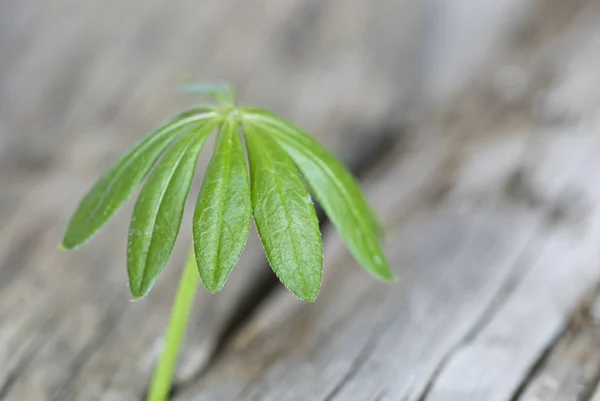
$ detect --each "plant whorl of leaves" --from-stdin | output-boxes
[61,83,393,302]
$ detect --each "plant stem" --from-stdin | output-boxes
[147,249,199,401]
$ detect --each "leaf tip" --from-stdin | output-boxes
[380,272,397,283]
[61,225,96,250]
[198,269,229,294]
[303,293,319,303]
[127,278,148,301]
[373,267,396,283]
[202,281,222,294]
[128,293,145,303]
[59,236,78,251]
[289,284,320,303]
[128,287,147,301]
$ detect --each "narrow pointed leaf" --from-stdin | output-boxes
[128,121,217,298]
[243,123,322,301]
[193,115,251,292]
[242,109,393,281]
[61,107,217,250]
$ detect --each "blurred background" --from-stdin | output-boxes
[2,0,600,400]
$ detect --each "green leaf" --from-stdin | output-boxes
[242,109,393,281]
[61,107,218,250]
[128,120,218,298]
[193,114,251,292]
[243,122,322,302]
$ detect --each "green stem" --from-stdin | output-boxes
[147,249,199,401]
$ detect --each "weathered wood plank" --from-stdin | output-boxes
[0,0,424,399]
[174,2,600,399]
[3,0,600,400]
[422,137,600,401]
[421,9,600,401]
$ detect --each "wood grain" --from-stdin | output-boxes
[175,2,600,400]
[0,0,422,399]
[2,0,600,400]
[516,289,600,401]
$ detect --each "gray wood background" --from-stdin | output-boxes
[2,0,600,399]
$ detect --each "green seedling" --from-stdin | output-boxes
[61,82,391,401]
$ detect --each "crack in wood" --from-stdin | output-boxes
[414,229,542,401]
[414,170,594,400]
[574,297,600,401]
[227,281,388,401]
[322,303,396,401]
[513,284,600,401]
[508,328,566,401]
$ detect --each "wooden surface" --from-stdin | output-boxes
[2,0,600,400]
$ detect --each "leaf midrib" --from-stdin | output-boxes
[211,123,234,287]
[138,126,210,291]
[249,128,308,292]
